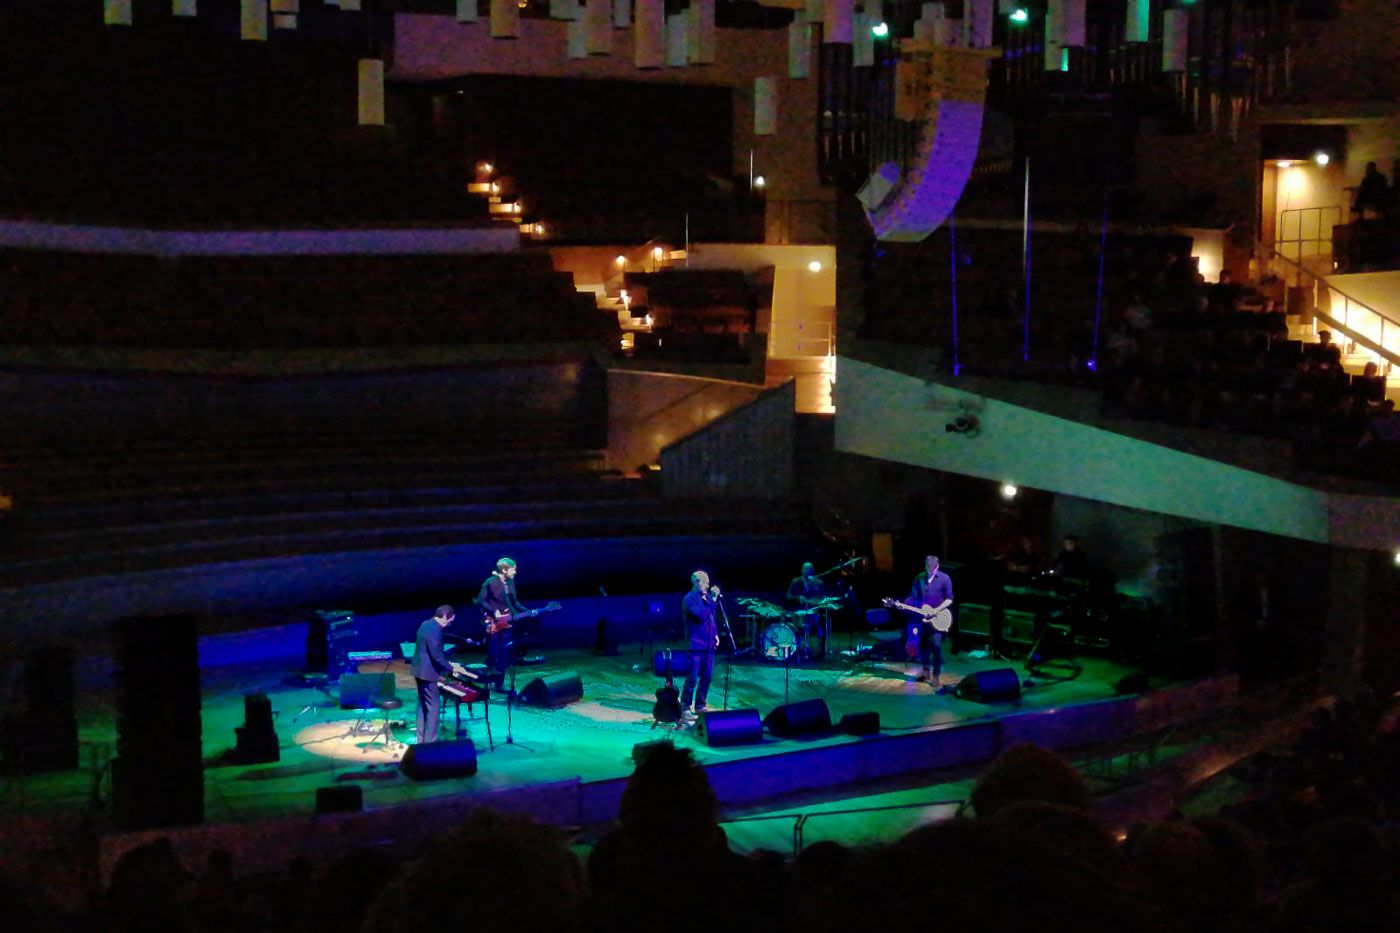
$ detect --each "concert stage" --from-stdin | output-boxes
[8,631,1236,882]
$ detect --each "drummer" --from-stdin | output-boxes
[786,562,830,659]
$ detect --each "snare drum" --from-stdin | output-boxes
[759,622,799,660]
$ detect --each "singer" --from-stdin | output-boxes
[680,570,721,720]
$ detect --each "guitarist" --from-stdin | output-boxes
[478,557,529,681]
[905,554,954,685]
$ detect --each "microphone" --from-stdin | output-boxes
[710,585,721,598]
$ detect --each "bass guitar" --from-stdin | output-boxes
[652,649,683,724]
[483,601,561,636]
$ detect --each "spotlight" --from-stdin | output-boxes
[1314,151,1330,166]
[754,175,766,189]
[871,21,889,38]
[1393,549,1400,567]
[615,255,626,268]
[1009,8,1029,24]
[945,415,980,435]
[1000,482,1019,499]
[807,260,823,273]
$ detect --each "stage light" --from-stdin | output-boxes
[945,414,980,435]
[754,175,766,189]
[808,260,822,273]
[1000,482,1019,499]
[871,21,889,38]
[1277,160,1292,168]
[1314,151,1330,166]
[1009,8,1029,24]
[615,254,627,267]
[652,246,664,260]
[1393,548,1400,567]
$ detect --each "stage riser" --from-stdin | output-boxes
[93,675,1239,885]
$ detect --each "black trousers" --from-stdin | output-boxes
[415,678,441,744]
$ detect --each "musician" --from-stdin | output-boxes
[786,562,829,659]
[478,557,527,678]
[905,555,954,684]
[412,605,461,744]
[680,570,720,718]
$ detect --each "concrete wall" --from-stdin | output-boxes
[607,369,766,471]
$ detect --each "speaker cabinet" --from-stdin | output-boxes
[519,672,583,708]
[838,711,881,736]
[1003,610,1037,646]
[762,699,832,737]
[695,708,763,747]
[315,784,363,813]
[338,673,396,709]
[958,603,992,639]
[400,739,478,780]
[954,668,1023,703]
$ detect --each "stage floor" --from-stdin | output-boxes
[19,640,1151,828]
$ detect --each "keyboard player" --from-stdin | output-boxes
[412,605,468,744]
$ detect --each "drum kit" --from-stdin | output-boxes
[737,596,844,661]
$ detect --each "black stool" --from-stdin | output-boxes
[362,696,404,755]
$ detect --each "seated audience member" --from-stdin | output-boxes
[1130,817,1265,933]
[1302,329,1342,364]
[971,744,1094,818]
[1358,400,1400,451]
[587,743,778,933]
[1351,361,1386,403]
[1123,293,1154,331]
[1207,269,1244,314]
[102,838,193,933]
[365,809,585,933]
[1051,535,1090,581]
[1273,818,1396,933]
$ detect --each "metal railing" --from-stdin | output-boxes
[1276,205,1342,265]
[723,798,965,857]
[1258,241,1400,374]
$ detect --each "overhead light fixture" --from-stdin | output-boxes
[807,260,822,273]
[871,21,889,38]
[615,255,627,267]
[652,246,664,260]
[1277,160,1293,168]
[1314,151,1331,166]
[754,175,766,189]
[1000,482,1019,499]
[1009,8,1029,25]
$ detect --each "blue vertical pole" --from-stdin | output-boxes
[1022,157,1032,364]
[1090,190,1110,372]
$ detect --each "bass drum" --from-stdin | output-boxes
[759,622,799,661]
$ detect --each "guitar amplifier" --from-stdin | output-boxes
[958,603,993,639]
[1003,609,1037,647]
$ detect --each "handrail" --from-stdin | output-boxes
[723,797,965,856]
[1256,242,1400,370]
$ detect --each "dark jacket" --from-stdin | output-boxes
[412,618,452,682]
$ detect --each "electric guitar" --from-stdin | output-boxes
[881,599,954,632]
[483,601,561,635]
[652,649,683,725]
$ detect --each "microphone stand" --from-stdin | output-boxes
[715,592,738,711]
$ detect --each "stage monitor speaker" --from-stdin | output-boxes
[400,739,478,780]
[838,711,881,736]
[955,668,1023,703]
[338,673,395,709]
[520,671,583,708]
[696,708,763,747]
[763,698,832,737]
[315,784,363,813]
[653,649,692,677]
